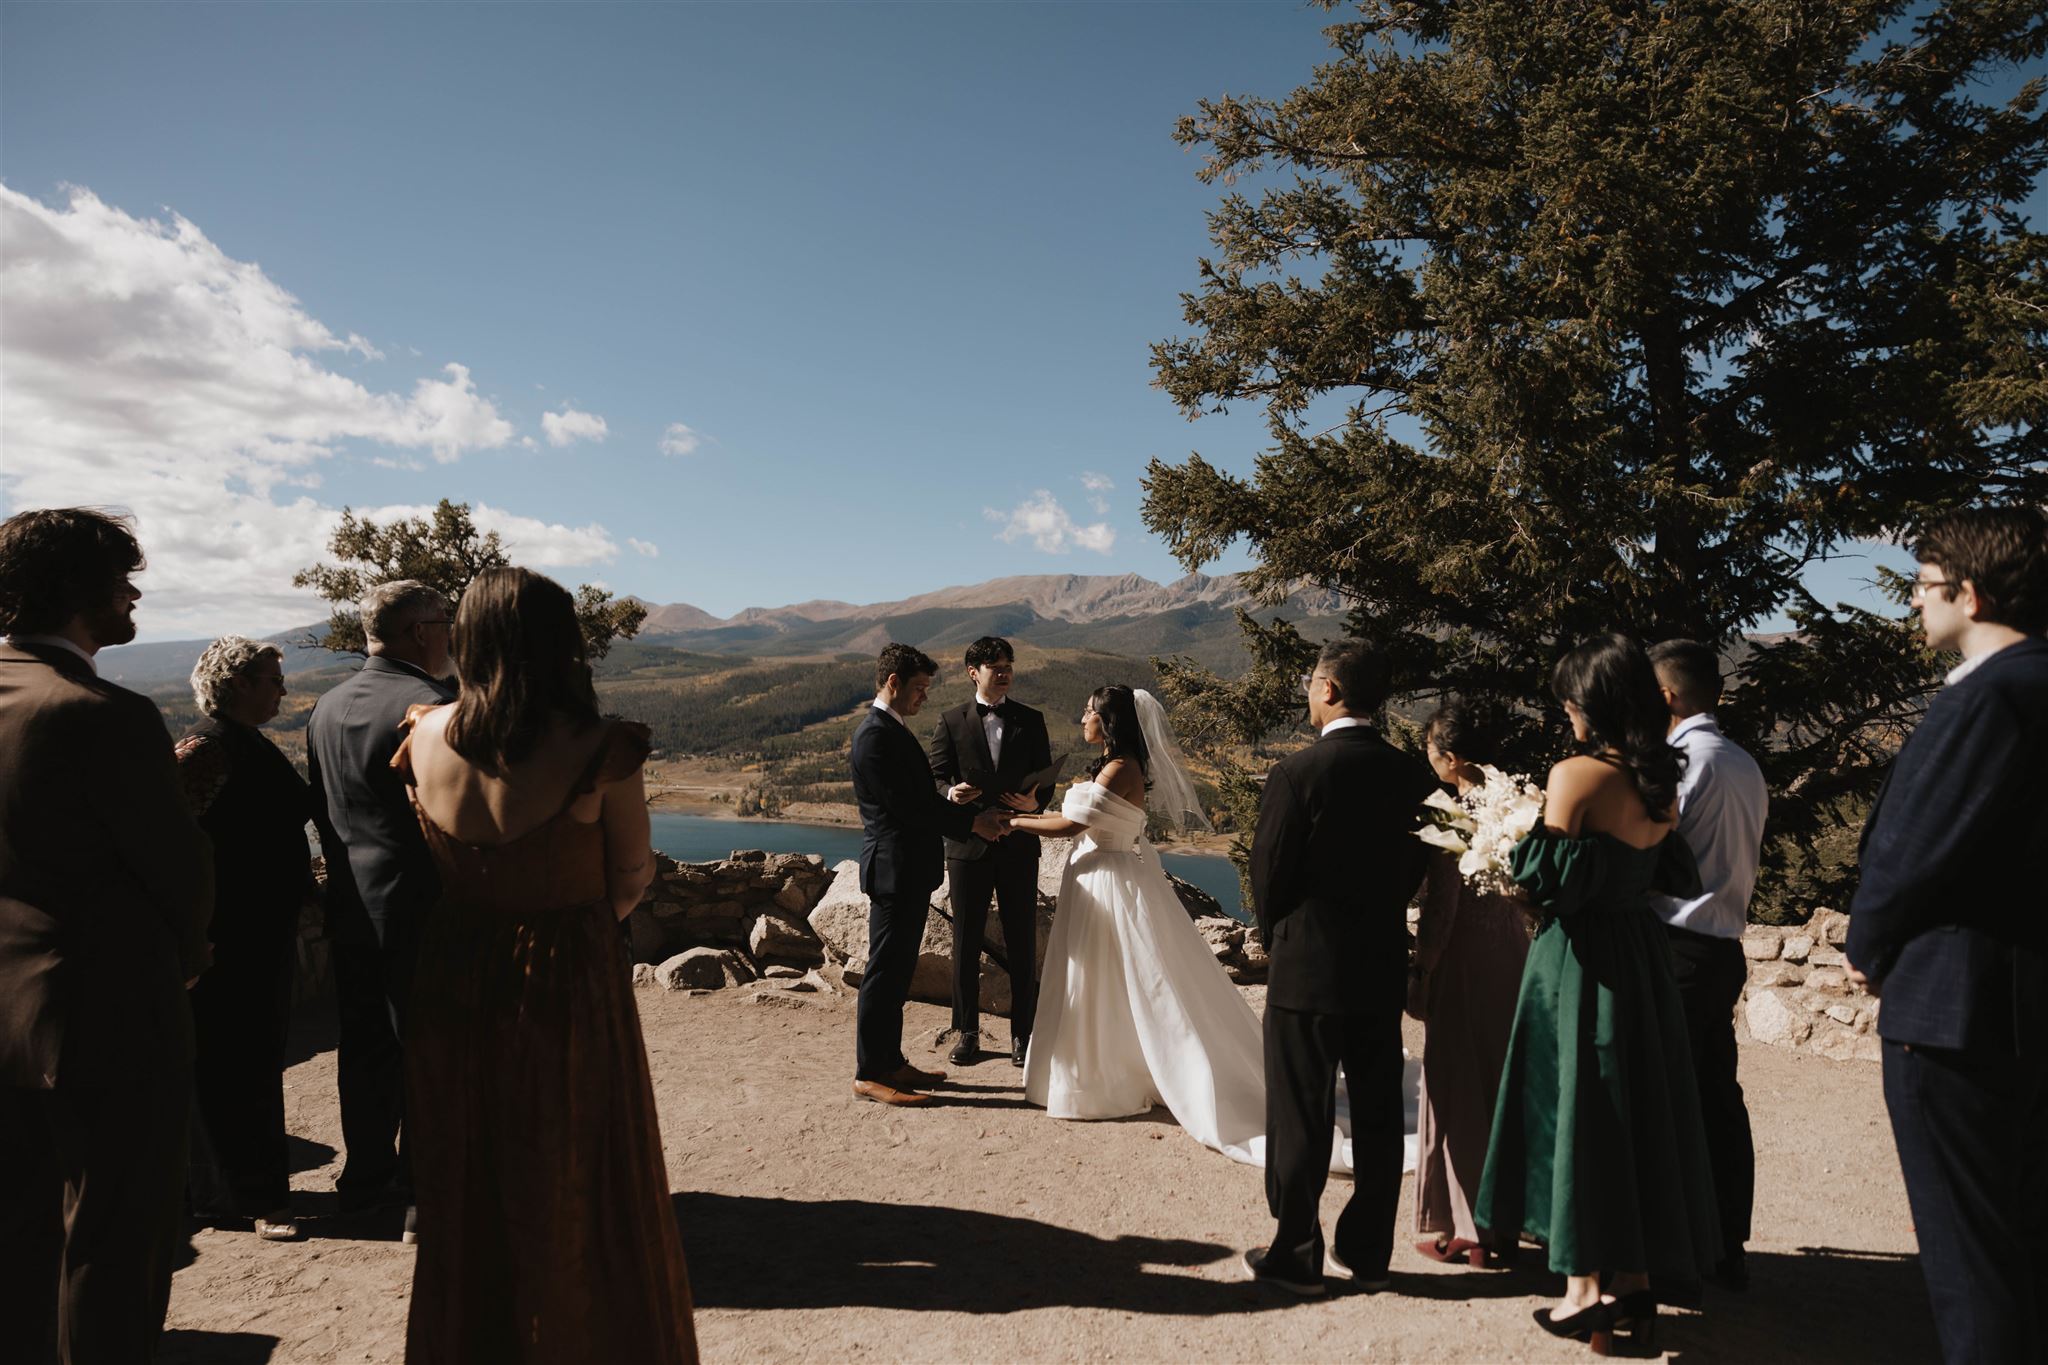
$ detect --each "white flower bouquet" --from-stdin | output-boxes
[1415,766,1546,896]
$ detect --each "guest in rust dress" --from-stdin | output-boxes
[395,567,695,1364]
[1409,701,1532,1268]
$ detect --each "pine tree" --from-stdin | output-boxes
[293,499,646,659]
[1144,0,2047,908]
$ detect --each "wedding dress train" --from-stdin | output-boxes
[1023,782,1415,1171]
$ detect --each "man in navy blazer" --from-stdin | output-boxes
[848,643,1008,1106]
[1847,505,2048,1364]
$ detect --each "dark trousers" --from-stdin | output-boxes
[855,888,929,1081]
[0,1059,191,1364]
[947,853,1037,1039]
[1264,1001,1406,1280]
[1665,926,1752,1259]
[332,911,419,1201]
[187,936,294,1218]
[1883,1038,2048,1364]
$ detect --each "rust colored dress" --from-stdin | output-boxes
[395,708,697,1364]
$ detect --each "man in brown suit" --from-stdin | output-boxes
[0,509,214,1364]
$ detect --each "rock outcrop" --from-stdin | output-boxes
[1738,910,1879,1061]
[625,849,833,974]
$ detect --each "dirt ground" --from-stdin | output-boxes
[162,981,1934,1364]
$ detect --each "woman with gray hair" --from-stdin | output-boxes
[173,635,314,1242]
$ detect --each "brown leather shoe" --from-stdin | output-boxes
[852,1079,930,1106]
[887,1061,947,1089]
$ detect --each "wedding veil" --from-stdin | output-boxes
[1132,689,1212,834]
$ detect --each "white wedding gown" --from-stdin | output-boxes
[1023,782,1409,1172]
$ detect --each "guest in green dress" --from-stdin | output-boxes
[1476,633,1721,1355]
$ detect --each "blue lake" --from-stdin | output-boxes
[647,813,1246,920]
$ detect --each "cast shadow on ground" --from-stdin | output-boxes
[674,1191,1273,1316]
[287,1134,337,1174]
[158,1329,279,1364]
[1659,1246,1936,1364]
[283,996,338,1071]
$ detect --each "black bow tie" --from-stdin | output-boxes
[976,701,1003,718]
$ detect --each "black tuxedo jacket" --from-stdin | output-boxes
[927,698,1053,864]
[1848,635,2048,1053]
[1249,724,1437,1015]
[306,654,456,945]
[850,706,979,901]
[0,643,214,1088]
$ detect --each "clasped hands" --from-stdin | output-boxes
[948,783,1035,842]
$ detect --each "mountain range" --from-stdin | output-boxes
[97,572,1347,687]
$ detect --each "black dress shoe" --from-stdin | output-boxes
[1011,1035,1027,1067]
[948,1031,980,1066]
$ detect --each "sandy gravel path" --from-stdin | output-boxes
[162,981,1934,1363]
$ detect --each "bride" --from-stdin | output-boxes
[1004,686,1353,1170]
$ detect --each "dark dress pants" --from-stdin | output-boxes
[1264,999,1406,1280]
[188,932,294,1217]
[856,888,929,1081]
[1665,926,1752,1259]
[0,1057,191,1364]
[333,909,420,1202]
[947,850,1038,1040]
[1883,1038,2048,1364]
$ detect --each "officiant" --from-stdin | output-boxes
[929,637,1056,1067]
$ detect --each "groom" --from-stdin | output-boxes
[1245,639,1435,1296]
[849,643,1008,1106]
[928,636,1054,1067]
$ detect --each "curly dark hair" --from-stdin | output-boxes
[875,642,938,690]
[1084,684,1151,785]
[1914,505,2048,634]
[964,636,1014,670]
[444,567,600,773]
[1422,699,1505,766]
[1550,633,1684,821]
[0,508,146,635]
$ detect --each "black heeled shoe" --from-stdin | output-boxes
[1533,1301,1615,1354]
[1611,1290,1658,1354]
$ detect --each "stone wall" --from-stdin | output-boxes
[1738,909,1880,1061]
[626,848,836,974]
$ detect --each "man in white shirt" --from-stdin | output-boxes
[1648,638,1768,1292]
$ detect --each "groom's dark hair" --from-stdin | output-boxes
[1317,638,1392,713]
[876,642,938,689]
[964,636,1014,669]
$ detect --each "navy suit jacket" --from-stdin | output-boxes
[1848,636,2048,1053]
[1249,724,1437,1015]
[306,654,456,945]
[849,705,977,902]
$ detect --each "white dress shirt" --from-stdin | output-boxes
[1649,713,1768,938]
[5,634,97,675]
[1320,716,1366,736]
[975,691,1005,766]
[870,697,906,728]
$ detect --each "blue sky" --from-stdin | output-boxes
[0,2,2017,640]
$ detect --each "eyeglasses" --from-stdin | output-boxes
[1908,578,1954,602]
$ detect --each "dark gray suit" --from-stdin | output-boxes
[1849,636,2048,1363]
[306,653,454,1202]
[0,642,213,1363]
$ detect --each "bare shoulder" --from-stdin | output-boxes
[1097,757,1145,802]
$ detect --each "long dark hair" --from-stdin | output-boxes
[444,567,600,772]
[1549,633,1683,820]
[1086,684,1150,784]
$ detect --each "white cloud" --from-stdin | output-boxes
[986,491,1116,555]
[1079,470,1114,514]
[659,422,702,456]
[541,406,608,447]
[627,537,660,558]
[0,183,615,638]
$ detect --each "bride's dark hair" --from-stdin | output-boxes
[1549,632,1684,820]
[1086,684,1150,785]
[445,567,600,773]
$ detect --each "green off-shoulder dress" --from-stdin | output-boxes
[1474,828,1722,1279]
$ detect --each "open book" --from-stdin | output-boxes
[964,752,1068,798]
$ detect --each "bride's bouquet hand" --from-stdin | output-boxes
[1415,766,1544,898]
